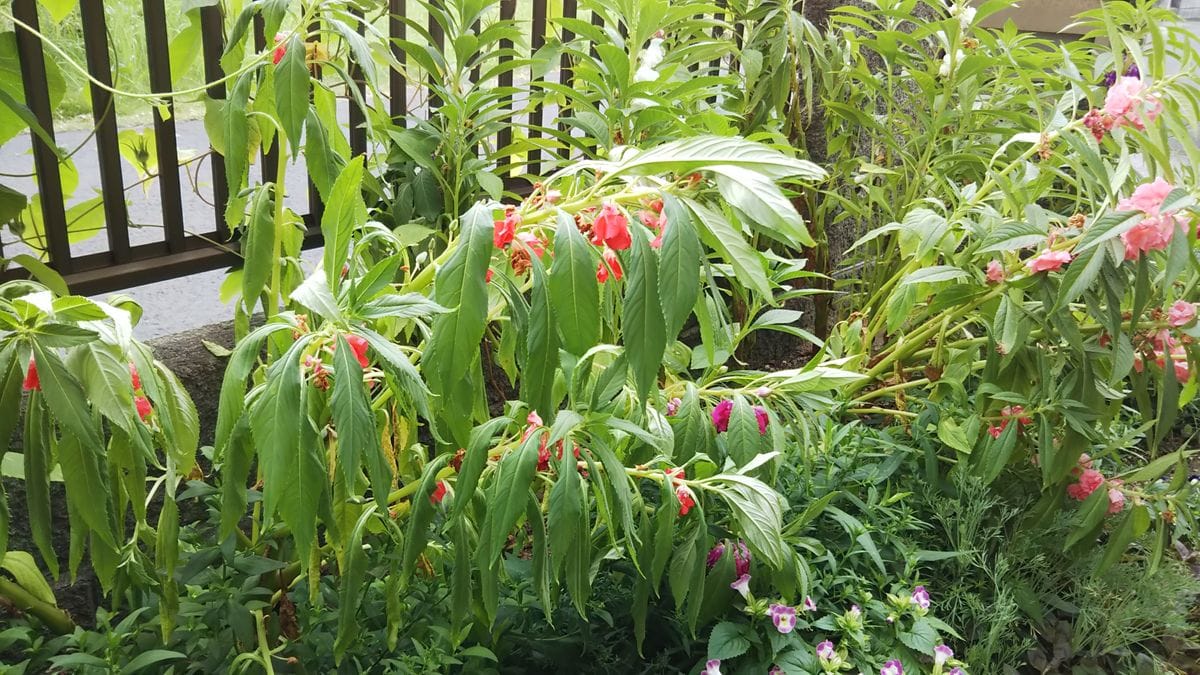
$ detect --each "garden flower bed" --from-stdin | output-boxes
[2,0,1200,673]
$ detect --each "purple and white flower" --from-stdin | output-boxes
[881,660,904,675]
[702,659,721,675]
[911,585,931,610]
[769,603,797,634]
[934,645,953,666]
[706,542,725,570]
[816,640,836,661]
[803,596,817,612]
[947,669,965,675]
[730,574,751,600]
[734,541,751,577]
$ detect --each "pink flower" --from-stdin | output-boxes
[753,405,769,434]
[1169,301,1196,328]
[881,660,904,675]
[986,260,1005,284]
[702,660,722,675]
[1107,486,1126,515]
[733,541,751,577]
[816,640,836,660]
[1121,214,1178,260]
[769,604,797,634]
[948,669,966,675]
[730,573,751,600]
[912,585,931,610]
[135,395,153,421]
[1104,77,1161,130]
[705,542,725,570]
[272,32,288,65]
[1158,351,1190,383]
[596,248,623,282]
[1001,405,1032,426]
[666,397,682,416]
[514,231,545,257]
[1027,249,1072,273]
[804,596,817,612]
[934,645,954,666]
[1067,468,1105,500]
[987,425,1003,439]
[711,399,733,432]
[590,203,632,250]
[1118,178,1173,216]
[493,209,519,248]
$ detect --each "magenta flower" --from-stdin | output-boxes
[666,396,682,416]
[768,667,782,675]
[881,660,904,675]
[849,604,861,618]
[769,604,797,634]
[734,541,751,577]
[730,574,751,600]
[912,586,931,610]
[711,399,733,432]
[816,640,836,660]
[702,659,722,675]
[706,542,726,570]
[948,669,965,675]
[753,405,769,434]
[803,596,817,612]
[934,645,953,666]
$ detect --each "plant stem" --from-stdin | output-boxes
[0,578,74,634]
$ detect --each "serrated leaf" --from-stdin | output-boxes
[658,194,702,341]
[549,211,600,355]
[274,34,309,155]
[622,231,666,402]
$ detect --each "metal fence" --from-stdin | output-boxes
[1,0,584,295]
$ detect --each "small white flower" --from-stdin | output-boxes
[634,37,666,82]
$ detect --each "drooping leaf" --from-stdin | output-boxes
[549,210,600,355]
[657,194,702,341]
[274,34,309,155]
[240,186,276,310]
[622,230,666,402]
[321,156,367,291]
[331,334,388,507]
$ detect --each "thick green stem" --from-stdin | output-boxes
[0,578,74,635]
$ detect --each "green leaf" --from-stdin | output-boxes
[610,136,825,182]
[241,186,275,309]
[214,322,292,456]
[724,395,763,468]
[1065,482,1111,550]
[622,230,666,402]
[707,621,752,660]
[521,255,558,421]
[549,444,589,614]
[713,164,815,247]
[56,431,115,549]
[899,266,969,286]
[153,363,200,475]
[0,551,56,606]
[37,0,77,23]
[321,156,367,291]
[331,334,388,507]
[1095,505,1150,574]
[683,198,771,299]
[703,474,786,567]
[223,70,253,214]
[478,432,540,568]
[120,650,186,675]
[549,211,600,355]
[451,416,512,521]
[423,204,493,398]
[1055,243,1107,309]
[31,343,101,452]
[305,109,342,202]
[357,294,447,320]
[334,507,376,662]
[252,339,323,559]
[22,394,56,577]
[73,343,134,433]
[897,617,939,653]
[274,34,309,156]
[657,194,702,341]
[401,454,451,584]
[219,416,254,541]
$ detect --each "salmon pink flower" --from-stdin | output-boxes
[881,659,904,675]
[493,209,520,248]
[1107,486,1125,514]
[816,640,836,661]
[934,645,953,666]
[1169,300,1196,328]
[986,260,1005,284]
[22,359,39,391]
[711,399,733,432]
[596,248,622,282]
[701,660,721,675]
[1027,249,1072,273]
[1121,214,1178,260]
[1118,178,1173,216]
[430,481,447,504]
[676,485,696,515]
[730,573,751,599]
[912,585,931,610]
[769,604,797,634]
[135,395,153,421]
[1104,77,1162,130]
[1067,468,1105,500]
[272,32,288,65]
[590,203,631,250]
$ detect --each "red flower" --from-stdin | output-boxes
[494,209,520,248]
[485,268,494,282]
[430,481,447,504]
[590,203,631,250]
[677,486,696,516]
[22,360,39,391]
[135,395,153,421]
[596,248,623,282]
[344,335,370,369]
[1067,468,1104,500]
[130,363,142,391]
[272,32,288,65]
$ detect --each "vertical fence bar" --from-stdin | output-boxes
[200,4,228,236]
[557,0,577,161]
[254,15,280,183]
[389,0,407,120]
[143,0,187,252]
[12,0,72,273]
[308,17,324,226]
[427,6,445,110]
[495,0,517,154]
[528,0,548,174]
[348,8,367,156]
[78,0,132,262]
